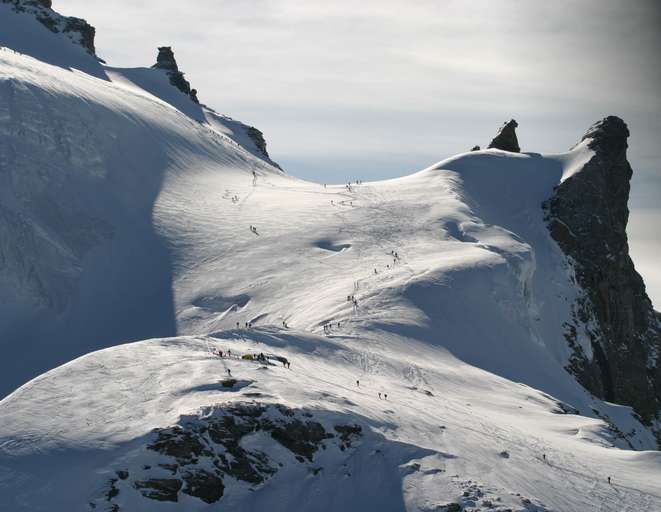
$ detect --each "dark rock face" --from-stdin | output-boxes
[180,469,224,503]
[94,402,361,508]
[543,116,661,437]
[152,47,199,103]
[62,16,95,54]
[246,126,270,159]
[134,478,182,502]
[153,46,179,72]
[190,88,199,104]
[334,424,362,450]
[2,0,96,55]
[487,119,520,152]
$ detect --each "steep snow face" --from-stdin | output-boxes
[0,46,282,396]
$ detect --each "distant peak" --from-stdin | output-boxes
[487,119,520,153]
[151,46,199,104]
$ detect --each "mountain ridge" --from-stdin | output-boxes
[0,2,660,510]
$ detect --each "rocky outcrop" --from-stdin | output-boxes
[487,119,520,152]
[246,126,271,159]
[152,47,199,104]
[2,0,97,55]
[91,402,362,509]
[153,46,179,72]
[543,116,661,438]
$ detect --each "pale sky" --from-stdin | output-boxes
[57,0,661,306]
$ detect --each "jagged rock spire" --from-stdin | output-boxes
[488,119,520,153]
[152,46,199,104]
[544,116,661,436]
[153,46,179,72]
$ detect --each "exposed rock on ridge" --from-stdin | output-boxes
[246,126,272,159]
[1,0,97,56]
[488,119,520,152]
[153,46,199,104]
[90,402,362,508]
[543,116,661,439]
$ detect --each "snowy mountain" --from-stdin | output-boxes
[0,2,660,511]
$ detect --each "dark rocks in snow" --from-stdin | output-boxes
[487,119,520,152]
[551,400,579,415]
[105,478,119,500]
[61,16,95,55]
[334,424,362,450]
[180,468,224,503]
[442,503,462,512]
[270,418,333,461]
[115,470,129,480]
[190,88,199,104]
[103,402,362,506]
[470,145,481,151]
[152,46,200,104]
[3,0,97,55]
[148,426,211,462]
[153,46,179,72]
[246,126,271,159]
[544,116,661,437]
[134,478,182,502]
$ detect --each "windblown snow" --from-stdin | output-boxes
[0,5,659,511]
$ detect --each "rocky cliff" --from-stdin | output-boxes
[543,116,661,439]
[1,0,97,56]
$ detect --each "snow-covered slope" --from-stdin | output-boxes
[0,2,660,511]
[0,34,281,397]
[2,332,660,511]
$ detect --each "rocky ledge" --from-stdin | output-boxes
[2,0,97,56]
[89,402,362,509]
[543,116,661,443]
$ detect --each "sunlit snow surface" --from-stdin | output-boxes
[0,8,660,510]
